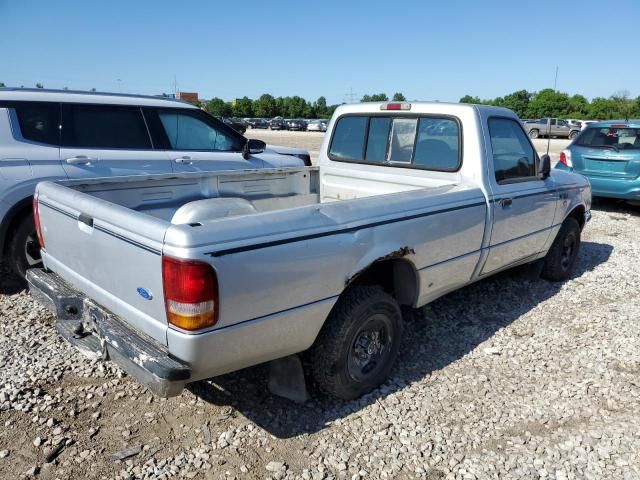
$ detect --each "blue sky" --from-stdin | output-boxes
[1,0,638,104]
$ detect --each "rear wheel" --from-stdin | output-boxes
[541,217,581,281]
[569,131,578,140]
[8,214,43,280]
[529,129,539,139]
[309,287,402,400]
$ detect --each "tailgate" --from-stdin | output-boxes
[36,181,170,345]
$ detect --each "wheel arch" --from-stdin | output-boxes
[345,253,419,307]
[0,195,33,258]
[566,203,586,230]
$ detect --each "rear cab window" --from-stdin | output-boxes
[329,114,461,171]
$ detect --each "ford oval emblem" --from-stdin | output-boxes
[137,287,153,300]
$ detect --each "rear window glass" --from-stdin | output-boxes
[576,127,640,150]
[329,115,460,171]
[63,105,151,149]
[329,116,367,160]
[364,117,391,163]
[15,102,60,145]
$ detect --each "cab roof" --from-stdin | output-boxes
[333,101,517,118]
[0,88,198,109]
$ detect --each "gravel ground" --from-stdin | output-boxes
[245,130,571,165]
[1,199,639,480]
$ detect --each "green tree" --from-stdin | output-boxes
[632,96,640,118]
[36,83,44,88]
[567,94,589,117]
[526,89,571,118]
[611,90,633,120]
[205,97,230,116]
[392,92,406,101]
[587,97,616,120]
[499,90,531,118]
[459,95,481,104]
[253,94,277,118]
[361,93,388,102]
[232,96,253,118]
[314,96,328,117]
[0,82,5,87]
[283,96,307,118]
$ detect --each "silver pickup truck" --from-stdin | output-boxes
[28,102,591,401]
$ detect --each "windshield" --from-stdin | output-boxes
[576,126,640,150]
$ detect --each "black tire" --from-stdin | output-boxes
[569,131,578,140]
[529,129,539,139]
[541,217,581,282]
[309,286,403,400]
[8,213,43,280]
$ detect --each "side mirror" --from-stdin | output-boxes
[538,154,551,179]
[242,139,266,159]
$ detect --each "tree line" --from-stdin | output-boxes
[3,81,637,121]
[460,89,640,120]
[203,92,408,119]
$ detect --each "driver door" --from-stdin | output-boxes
[482,117,558,275]
[147,108,264,172]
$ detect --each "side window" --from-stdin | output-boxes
[413,118,460,171]
[328,116,367,160]
[159,111,241,151]
[489,118,537,183]
[14,102,60,145]
[62,105,151,149]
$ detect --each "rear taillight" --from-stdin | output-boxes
[33,192,45,249]
[559,150,573,168]
[162,256,218,331]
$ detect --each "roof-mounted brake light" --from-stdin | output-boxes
[380,102,411,111]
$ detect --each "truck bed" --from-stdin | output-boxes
[36,166,485,351]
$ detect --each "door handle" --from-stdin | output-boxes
[174,156,195,164]
[500,198,513,208]
[66,156,94,165]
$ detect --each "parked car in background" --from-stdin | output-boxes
[523,118,581,139]
[246,118,269,129]
[565,119,583,129]
[557,120,640,205]
[28,101,590,400]
[0,88,310,278]
[220,117,247,134]
[581,120,597,130]
[270,117,287,130]
[307,120,328,132]
[286,119,306,131]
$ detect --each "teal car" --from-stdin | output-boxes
[555,121,640,204]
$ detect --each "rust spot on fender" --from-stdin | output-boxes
[377,246,415,261]
[345,246,415,286]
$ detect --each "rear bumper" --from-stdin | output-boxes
[555,165,640,200]
[589,177,640,200]
[26,268,190,397]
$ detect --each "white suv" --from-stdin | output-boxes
[0,88,310,279]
